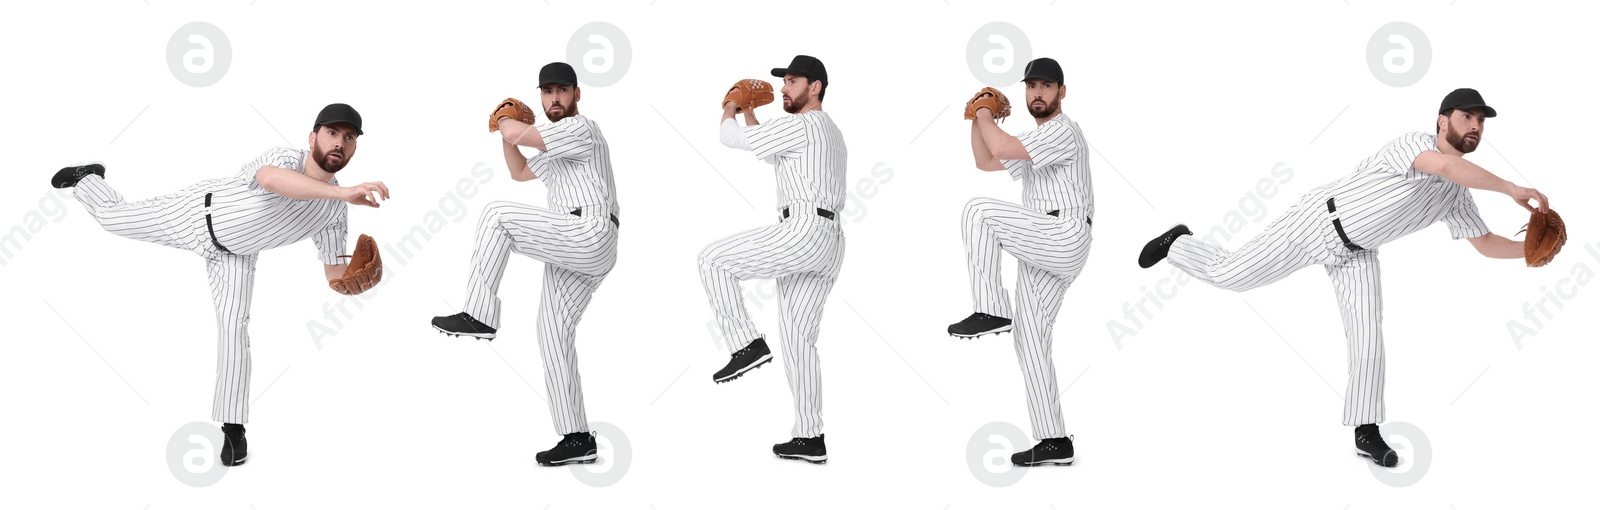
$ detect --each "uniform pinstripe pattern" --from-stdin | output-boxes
[1001,114,1094,221]
[1331,132,1489,246]
[703,110,847,439]
[71,148,350,425]
[1163,132,1490,426]
[743,111,847,212]
[699,213,843,438]
[217,148,348,263]
[207,252,258,424]
[527,116,620,213]
[964,113,1093,440]
[458,116,619,435]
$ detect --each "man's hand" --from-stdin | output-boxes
[340,182,390,208]
[1508,185,1549,214]
[324,263,347,282]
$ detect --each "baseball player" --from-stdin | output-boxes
[430,62,620,467]
[1137,88,1549,468]
[52,103,388,467]
[702,55,846,463]
[948,58,1092,466]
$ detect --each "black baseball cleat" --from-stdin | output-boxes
[536,432,598,466]
[431,312,497,340]
[948,312,1012,338]
[712,338,772,383]
[1138,224,1192,268]
[220,423,247,467]
[1012,436,1074,466]
[773,435,827,464]
[52,163,105,189]
[1354,424,1398,468]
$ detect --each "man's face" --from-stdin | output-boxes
[309,124,358,173]
[542,84,580,121]
[1024,79,1064,119]
[1439,108,1486,154]
[780,74,816,114]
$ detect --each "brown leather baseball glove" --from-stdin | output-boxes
[489,98,537,132]
[330,234,382,295]
[1520,208,1567,267]
[723,79,775,113]
[964,87,1011,121]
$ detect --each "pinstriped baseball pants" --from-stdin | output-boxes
[698,206,844,439]
[963,198,1092,440]
[73,175,258,424]
[1165,193,1385,426]
[461,201,618,435]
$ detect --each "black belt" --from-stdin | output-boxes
[1045,209,1091,226]
[781,206,835,221]
[1326,198,1364,251]
[570,208,620,227]
[204,193,231,254]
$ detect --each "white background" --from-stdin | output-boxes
[2,0,1595,507]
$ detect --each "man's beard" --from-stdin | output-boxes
[546,102,576,122]
[312,143,348,173]
[1028,96,1061,119]
[1444,124,1480,154]
[783,94,811,114]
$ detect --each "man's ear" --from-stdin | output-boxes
[574,87,581,103]
[1437,114,1449,133]
[810,80,821,100]
[1056,84,1066,100]
[308,128,317,147]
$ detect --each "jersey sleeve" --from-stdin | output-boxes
[242,148,306,192]
[525,118,595,178]
[744,115,806,161]
[312,203,350,265]
[1001,122,1081,181]
[1379,131,1435,176]
[1442,189,1491,240]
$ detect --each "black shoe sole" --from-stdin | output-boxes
[1356,449,1398,468]
[1013,457,1074,466]
[713,353,772,384]
[776,452,827,464]
[221,456,247,467]
[949,325,1013,338]
[537,453,598,466]
[434,326,496,340]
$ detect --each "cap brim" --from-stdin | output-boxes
[770,68,789,78]
[540,79,578,87]
[317,121,363,136]
[1446,103,1498,118]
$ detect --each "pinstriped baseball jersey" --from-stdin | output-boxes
[1326,132,1490,247]
[208,148,348,264]
[1001,113,1094,219]
[525,115,619,214]
[742,111,847,212]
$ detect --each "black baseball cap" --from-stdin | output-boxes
[1021,57,1064,84]
[1439,88,1497,118]
[540,62,579,87]
[313,103,363,135]
[771,55,827,85]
